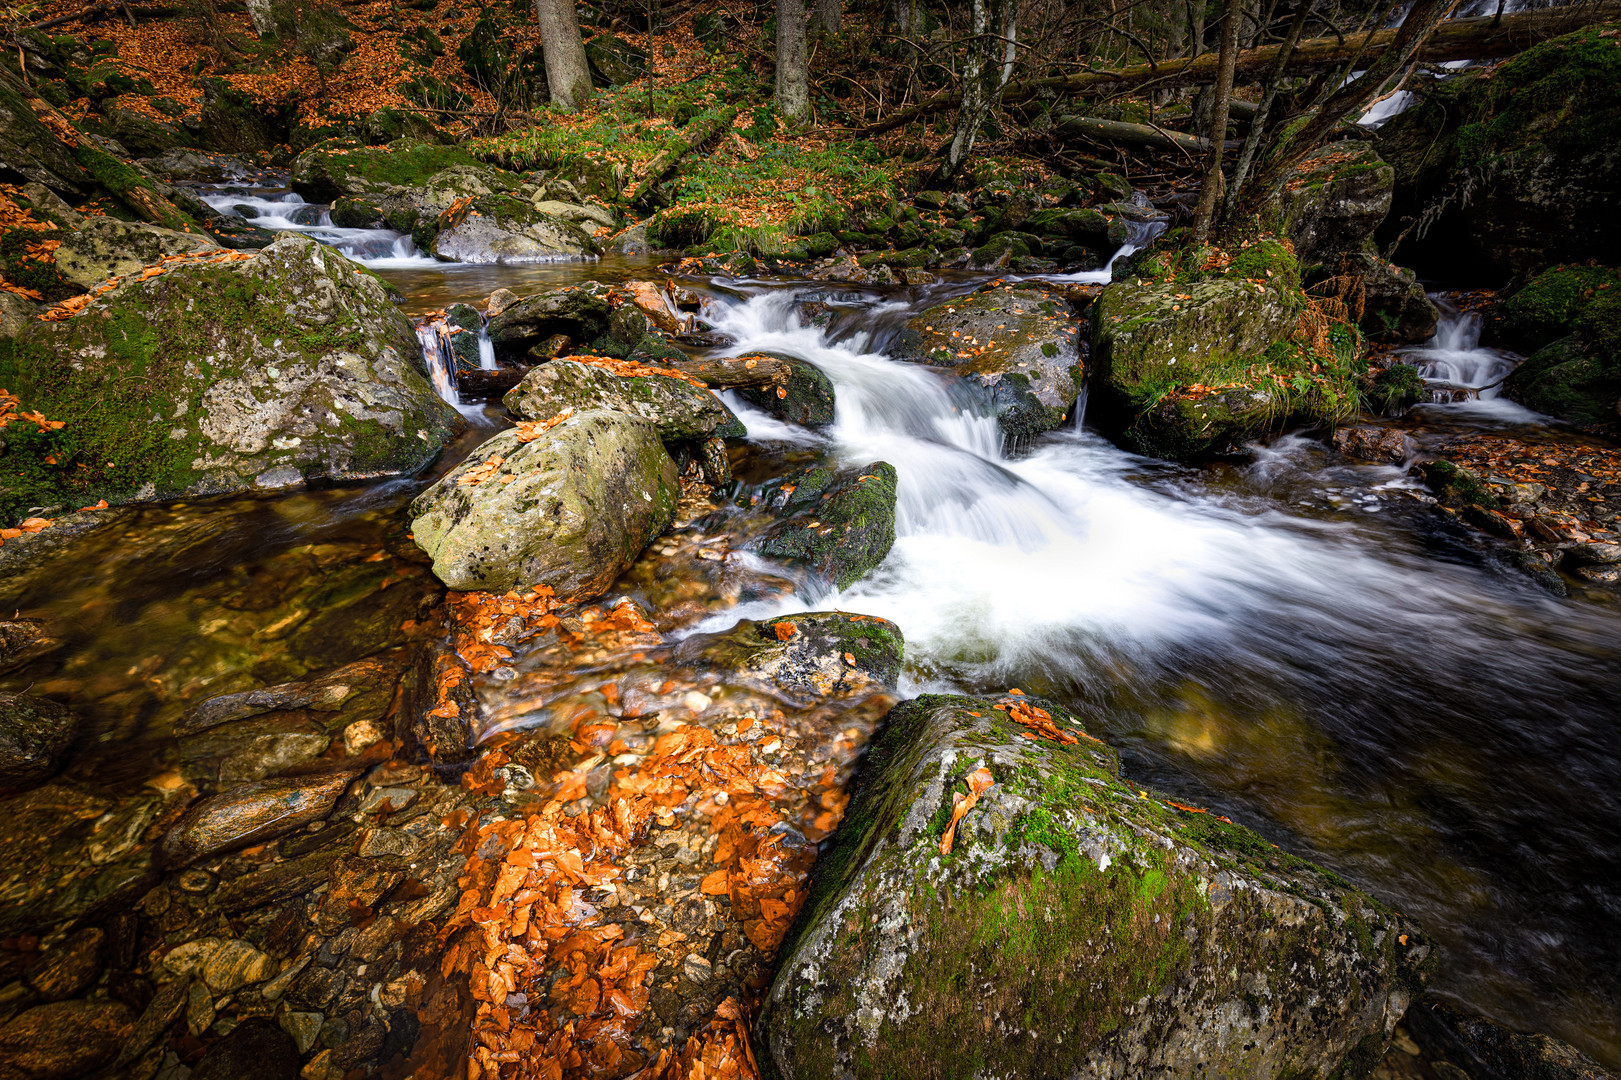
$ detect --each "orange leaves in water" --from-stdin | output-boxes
[448,589,560,674]
[771,621,796,642]
[643,996,759,1080]
[939,767,994,856]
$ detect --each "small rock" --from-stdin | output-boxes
[186,980,215,1036]
[192,1015,301,1080]
[200,938,278,993]
[159,771,358,867]
[0,693,79,790]
[23,927,103,1001]
[280,1010,324,1054]
[483,287,519,317]
[1332,425,1414,464]
[343,719,386,755]
[115,976,191,1066]
[358,786,416,816]
[682,953,712,985]
[0,999,133,1078]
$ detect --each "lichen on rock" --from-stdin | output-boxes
[761,692,1433,1080]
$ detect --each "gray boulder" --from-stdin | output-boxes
[752,461,898,590]
[486,282,613,354]
[503,357,740,441]
[893,285,1083,438]
[428,192,599,263]
[52,215,222,290]
[0,234,461,514]
[737,353,836,429]
[762,692,1433,1079]
[409,409,679,597]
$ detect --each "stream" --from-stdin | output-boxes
[7,192,1621,1071]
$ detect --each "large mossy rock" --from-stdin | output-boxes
[408,409,679,598]
[761,692,1433,1079]
[486,282,613,355]
[428,192,599,263]
[1378,23,1621,278]
[1277,140,1437,343]
[0,235,461,522]
[1494,265,1621,425]
[52,215,221,290]
[503,357,740,441]
[892,285,1083,438]
[289,138,481,201]
[1091,239,1358,459]
[752,461,898,590]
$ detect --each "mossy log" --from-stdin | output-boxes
[863,1,1621,136]
[1052,115,1243,154]
[624,105,741,205]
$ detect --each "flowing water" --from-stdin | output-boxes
[8,206,1621,1068]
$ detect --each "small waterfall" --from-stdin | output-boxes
[414,318,486,422]
[476,321,497,370]
[1035,218,1170,284]
[1397,301,1542,423]
[200,191,441,267]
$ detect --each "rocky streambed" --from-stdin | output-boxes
[3,131,1621,1080]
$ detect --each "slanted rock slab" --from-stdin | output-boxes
[761,692,1433,1079]
[503,357,740,442]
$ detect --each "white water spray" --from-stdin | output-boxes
[200,191,441,268]
[1398,303,1544,424]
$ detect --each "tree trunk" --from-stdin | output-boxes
[813,0,839,35]
[1234,0,1459,222]
[860,0,1620,136]
[536,0,592,112]
[776,0,810,123]
[1191,0,1240,243]
[1221,0,1314,223]
[1052,114,1235,154]
[935,0,1018,185]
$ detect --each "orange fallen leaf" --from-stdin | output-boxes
[940,767,994,855]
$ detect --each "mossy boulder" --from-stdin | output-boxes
[1091,241,1360,458]
[1276,140,1439,342]
[0,73,93,196]
[893,285,1083,438]
[1493,265,1621,424]
[503,357,741,441]
[674,611,904,704]
[1378,23,1621,277]
[584,33,648,86]
[760,693,1433,1079]
[752,461,898,591]
[408,409,679,598]
[52,215,221,290]
[427,191,599,263]
[289,138,481,201]
[737,353,836,429]
[0,235,460,523]
[485,282,613,356]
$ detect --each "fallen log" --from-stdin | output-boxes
[863,1,1621,136]
[457,367,527,399]
[624,105,741,205]
[1051,115,1245,155]
[667,354,792,390]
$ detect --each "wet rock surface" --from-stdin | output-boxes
[894,283,1084,437]
[504,357,741,442]
[762,692,1433,1078]
[736,354,836,429]
[749,461,898,590]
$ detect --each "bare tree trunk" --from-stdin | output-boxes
[776,0,810,123]
[1221,0,1314,224]
[1191,0,1239,244]
[935,0,1018,184]
[813,0,839,35]
[1235,0,1460,221]
[536,0,592,112]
